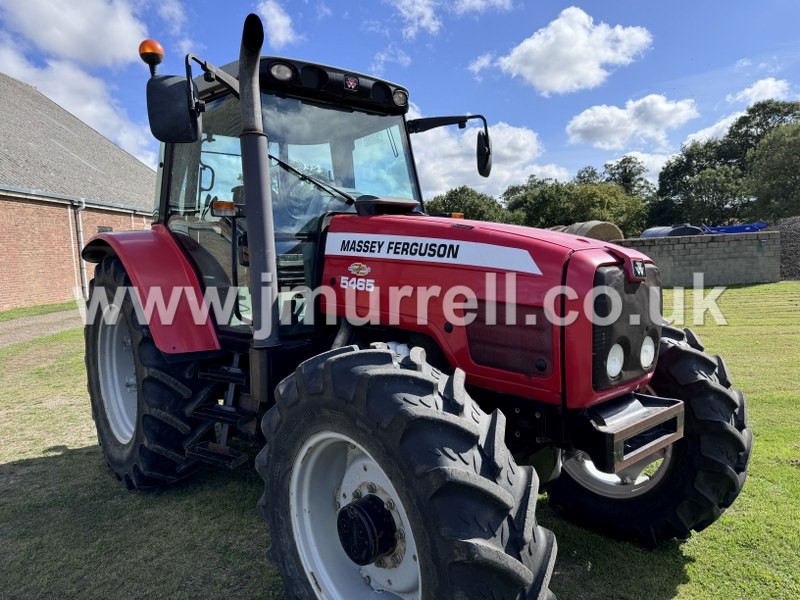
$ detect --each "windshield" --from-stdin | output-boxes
[167,92,421,227]
[261,92,421,202]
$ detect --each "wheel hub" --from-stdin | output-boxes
[337,494,397,566]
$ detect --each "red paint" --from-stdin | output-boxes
[82,224,221,355]
[322,214,656,409]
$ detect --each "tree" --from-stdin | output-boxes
[724,99,800,169]
[603,155,655,200]
[502,176,646,237]
[654,140,722,225]
[685,166,750,224]
[502,176,574,229]
[747,123,800,220]
[651,100,800,227]
[425,186,511,223]
[572,183,647,237]
[573,166,602,185]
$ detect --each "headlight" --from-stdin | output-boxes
[640,336,656,369]
[606,344,624,379]
[269,62,294,81]
[392,89,408,106]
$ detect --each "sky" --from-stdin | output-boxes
[1,0,799,199]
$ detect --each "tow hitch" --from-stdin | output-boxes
[573,392,684,474]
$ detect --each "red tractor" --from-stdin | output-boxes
[83,14,751,600]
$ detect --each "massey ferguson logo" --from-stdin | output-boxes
[348,262,371,277]
[633,260,646,279]
[344,75,359,91]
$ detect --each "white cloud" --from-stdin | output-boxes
[392,0,441,38]
[686,112,744,144]
[529,163,571,182]
[371,44,411,74]
[453,0,512,15]
[495,7,652,96]
[727,77,791,104]
[157,0,187,36]
[0,41,156,167]
[567,94,698,150]
[615,151,674,184]
[257,0,302,49]
[409,106,565,198]
[0,0,146,67]
[317,2,332,19]
[468,52,494,80]
[735,58,752,70]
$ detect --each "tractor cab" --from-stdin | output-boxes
[151,55,424,335]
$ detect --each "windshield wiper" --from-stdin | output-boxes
[268,154,356,203]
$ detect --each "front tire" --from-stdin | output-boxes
[85,257,221,489]
[549,326,752,546]
[256,344,557,599]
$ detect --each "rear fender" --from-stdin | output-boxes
[82,224,221,355]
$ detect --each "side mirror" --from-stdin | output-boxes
[145,75,202,143]
[408,114,492,177]
[477,129,492,178]
[139,39,202,143]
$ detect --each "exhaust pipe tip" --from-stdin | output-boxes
[243,13,264,53]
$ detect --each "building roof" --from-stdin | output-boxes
[0,72,156,213]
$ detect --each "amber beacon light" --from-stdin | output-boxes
[138,39,165,76]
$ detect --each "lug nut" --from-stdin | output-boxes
[395,529,405,540]
[335,501,341,510]
[385,499,395,511]
[374,558,384,568]
[367,482,377,493]
[352,489,362,500]
[391,553,402,566]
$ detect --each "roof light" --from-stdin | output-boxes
[392,89,408,107]
[270,62,294,82]
[138,39,165,77]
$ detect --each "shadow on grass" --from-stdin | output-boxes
[0,445,692,600]
[0,445,282,600]
[539,502,692,600]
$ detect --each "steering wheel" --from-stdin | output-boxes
[281,177,322,222]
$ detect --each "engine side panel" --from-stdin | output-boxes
[322,215,571,404]
[322,214,658,409]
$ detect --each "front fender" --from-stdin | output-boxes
[82,224,221,355]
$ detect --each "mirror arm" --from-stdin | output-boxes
[407,114,488,135]
[185,54,241,100]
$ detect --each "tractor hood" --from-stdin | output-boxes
[325,213,651,282]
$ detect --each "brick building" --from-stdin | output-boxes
[0,73,156,311]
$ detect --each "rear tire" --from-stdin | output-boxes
[85,256,221,489]
[256,344,557,599]
[549,326,752,546]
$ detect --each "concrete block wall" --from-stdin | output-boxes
[614,231,781,287]
[0,194,151,311]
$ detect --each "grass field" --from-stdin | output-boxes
[0,283,798,599]
[0,300,77,322]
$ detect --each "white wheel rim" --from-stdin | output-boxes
[289,431,421,599]
[96,304,138,444]
[562,445,674,499]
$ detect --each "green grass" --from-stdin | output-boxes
[1,284,798,599]
[0,300,79,322]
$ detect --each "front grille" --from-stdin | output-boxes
[277,253,306,288]
[592,264,661,390]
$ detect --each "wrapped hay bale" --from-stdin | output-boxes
[552,220,624,241]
